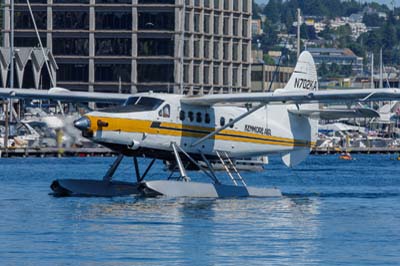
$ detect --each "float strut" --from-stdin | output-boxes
[103,154,124,182]
[171,142,190,181]
[133,157,156,182]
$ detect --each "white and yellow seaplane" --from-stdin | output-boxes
[2,51,400,198]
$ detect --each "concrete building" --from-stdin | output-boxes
[251,63,294,92]
[2,0,252,94]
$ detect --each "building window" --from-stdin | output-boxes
[214,0,219,9]
[233,18,239,36]
[95,64,131,82]
[223,16,230,35]
[223,0,229,10]
[213,65,219,84]
[232,42,238,61]
[242,19,249,37]
[96,11,132,30]
[233,0,239,11]
[193,65,200,84]
[138,0,175,3]
[183,64,189,83]
[194,13,200,32]
[223,42,229,61]
[194,40,200,58]
[137,64,174,83]
[53,11,89,30]
[204,15,210,34]
[96,38,131,56]
[185,12,190,31]
[53,38,89,56]
[204,40,210,59]
[243,0,249,12]
[138,11,174,31]
[213,15,220,34]
[242,43,248,62]
[223,67,229,85]
[233,67,238,86]
[213,41,219,60]
[204,66,210,84]
[58,64,88,82]
[242,68,248,87]
[138,38,174,56]
[15,11,47,29]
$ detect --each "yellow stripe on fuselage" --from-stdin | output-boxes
[87,116,315,148]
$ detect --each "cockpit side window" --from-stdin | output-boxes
[158,104,170,118]
[124,97,139,106]
[105,96,164,113]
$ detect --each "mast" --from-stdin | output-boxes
[370,53,374,89]
[180,0,185,94]
[297,8,301,58]
[379,48,383,89]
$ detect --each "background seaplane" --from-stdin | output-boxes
[1,51,400,198]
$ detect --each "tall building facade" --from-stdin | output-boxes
[2,0,252,94]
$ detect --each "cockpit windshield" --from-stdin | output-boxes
[103,96,164,113]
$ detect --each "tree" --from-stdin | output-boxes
[363,13,385,27]
[263,0,282,24]
[318,62,329,77]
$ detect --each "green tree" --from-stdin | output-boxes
[363,13,385,27]
[263,0,282,24]
[318,62,329,77]
[263,54,276,65]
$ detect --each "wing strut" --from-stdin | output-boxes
[191,103,265,147]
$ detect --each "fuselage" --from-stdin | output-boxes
[77,92,318,160]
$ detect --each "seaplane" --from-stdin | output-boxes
[2,51,400,198]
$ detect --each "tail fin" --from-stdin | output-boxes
[284,51,318,91]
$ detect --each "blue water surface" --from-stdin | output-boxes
[0,154,399,265]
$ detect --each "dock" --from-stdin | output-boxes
[312,147,400,154]
[0,147,117,158]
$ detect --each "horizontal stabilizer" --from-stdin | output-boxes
[282,149,310,168]
[288,108,379,120]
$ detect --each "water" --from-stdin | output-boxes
[0,154,399,265]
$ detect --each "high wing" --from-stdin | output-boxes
[0,87,129,104]
[288,108,380,120]
[181,88,400,106]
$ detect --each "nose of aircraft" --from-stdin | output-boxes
[74,116,91,130]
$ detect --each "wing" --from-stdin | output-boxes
[288,108,379,120]
[181,88,400,106]
[0,87,129,104]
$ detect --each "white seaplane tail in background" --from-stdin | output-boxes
[1,51,400,198]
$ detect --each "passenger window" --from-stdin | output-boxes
[220,117,225,126]
[229,118,234,128]
[205,113,210,124]
[196,112,202,123]
[188,111,194,122]
[179,110,185,121]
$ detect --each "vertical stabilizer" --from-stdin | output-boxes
[284,51,318,91]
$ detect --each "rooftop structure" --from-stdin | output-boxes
[307,48,363,75]
[2,0,253,95]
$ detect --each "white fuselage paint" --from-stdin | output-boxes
[85,93,318,159]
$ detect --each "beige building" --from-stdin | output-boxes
[2,0,253,94]
[251,63,294,92]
